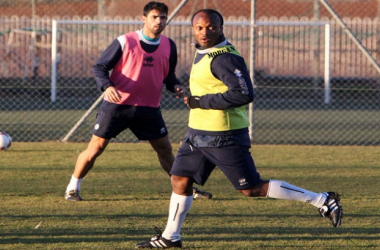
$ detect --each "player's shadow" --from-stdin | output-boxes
[0,225,378,246]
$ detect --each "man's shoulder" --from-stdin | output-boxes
[163,36,174,43]
[166,37,177,50]
[116,31,136,40]
[211,49,242,65]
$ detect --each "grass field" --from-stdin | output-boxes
[1,108,380,145]
[0,142,379,249]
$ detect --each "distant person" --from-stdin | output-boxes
[136,9,343,248]
[64,1,212,202]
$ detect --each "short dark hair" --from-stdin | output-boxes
[191,9,224,26]
[143,1,168,16]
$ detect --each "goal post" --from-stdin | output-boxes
[51,19,142,103]
[246,19,331,141]
[253,21,331,104]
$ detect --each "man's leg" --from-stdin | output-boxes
[162,175,194,240]
[65,135,110,201]
[240,180,326,206]
[211,143,342,228]
[239,180,343,228]
[149,136,212,199]
[148,135,173,175]
[135,175,193,248]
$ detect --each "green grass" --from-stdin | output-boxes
[0,142,379,249]
[1,107,380,145]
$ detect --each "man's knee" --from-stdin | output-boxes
[81,143,107,159]
[90,147,105,157]
[81,146,104,161]
[150,137,172,156]
[171,175,193,195]
[157,144,172,156]
[171,175,188,186]
[83,137,109,159]
[238,180,270,197]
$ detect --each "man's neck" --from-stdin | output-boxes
[141,29,160,41]
[137,29,160,45]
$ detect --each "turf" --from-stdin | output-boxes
[0,142,379,249]
[1,108,380,145]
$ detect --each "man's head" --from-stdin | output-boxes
[142,2,169,38]
[191,9,224,48]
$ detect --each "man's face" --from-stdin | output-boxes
[192,12,223,48]
[142,9,167,38]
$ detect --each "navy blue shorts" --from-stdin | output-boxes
[92,108,168,140]
[170,133,263,190]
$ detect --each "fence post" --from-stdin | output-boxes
[324,23,331,104]
[249,0,256,143]
[51,19,57,102]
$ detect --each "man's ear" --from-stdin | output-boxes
[141,15,146,22]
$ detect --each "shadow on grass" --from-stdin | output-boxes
[0,212,377,219]
[0,226,378,245]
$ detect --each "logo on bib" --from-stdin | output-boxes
[143,56,154,67]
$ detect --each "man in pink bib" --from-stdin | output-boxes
[64,1,212,201]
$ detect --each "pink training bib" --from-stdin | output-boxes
[107,31,170,107]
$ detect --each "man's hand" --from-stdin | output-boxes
[104,86,121,103]
[184,96,201,109]
[174,85,185,98]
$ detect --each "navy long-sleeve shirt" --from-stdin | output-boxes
[193,41,254,110]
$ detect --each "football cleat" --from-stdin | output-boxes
[135,227,182,248]
[318,192,343,228]
[64,190,83,201]
[193,187,212,199]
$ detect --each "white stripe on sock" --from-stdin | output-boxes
[267,180,325,207]
[162,192,193,240]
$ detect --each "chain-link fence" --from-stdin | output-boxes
[0,0,379,145]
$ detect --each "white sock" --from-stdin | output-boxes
[162,192,193,240]
[267,180,326,208]
[66,175,83,192]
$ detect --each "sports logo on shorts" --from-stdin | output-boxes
[239,178,248,186]
[160,127,166,134]
[94,124,100,130]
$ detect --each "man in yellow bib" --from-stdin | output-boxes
[136,8,343,248]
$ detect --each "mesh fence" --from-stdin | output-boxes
[0,0,379,145]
